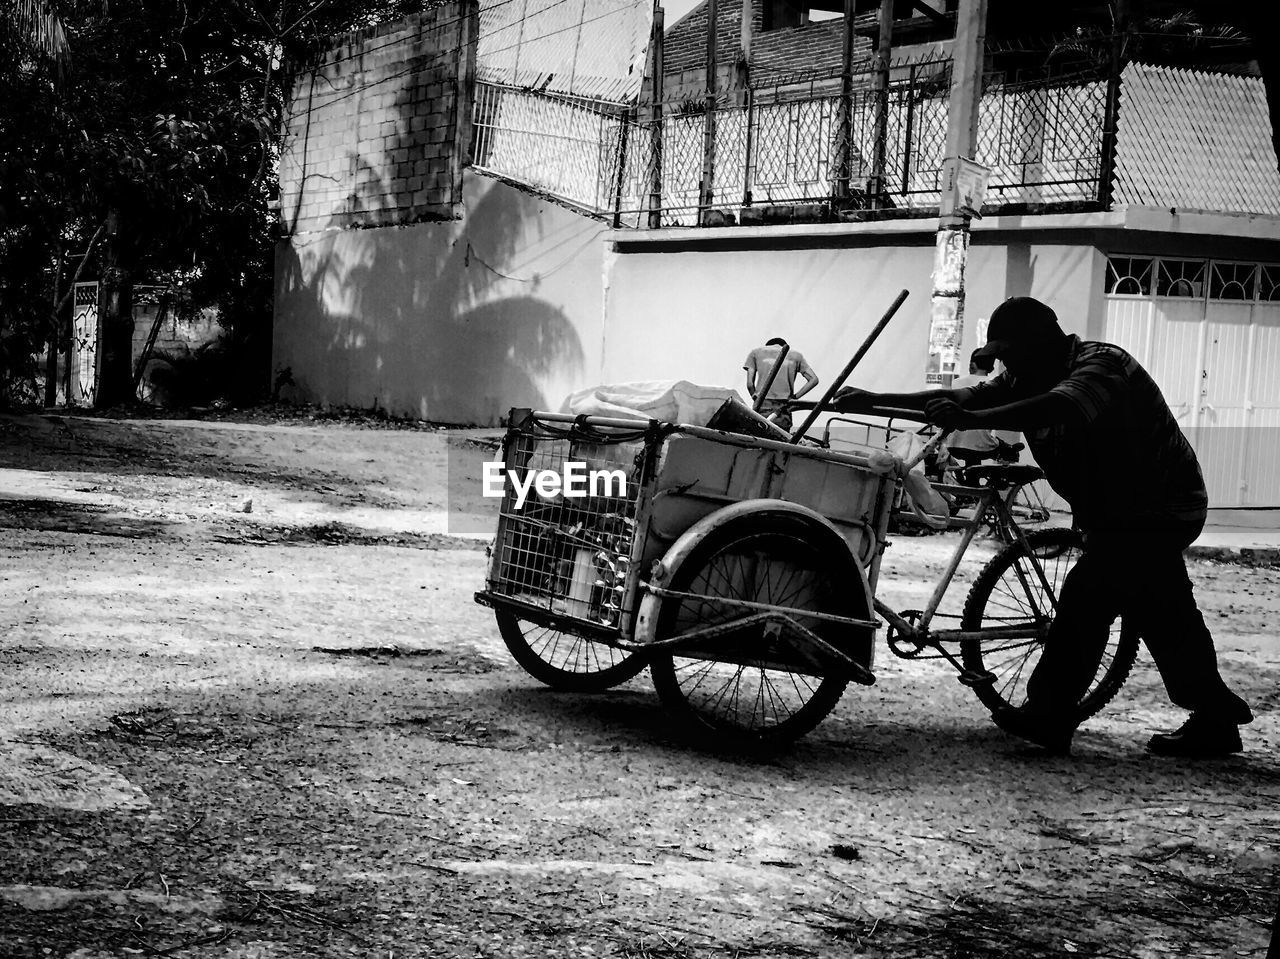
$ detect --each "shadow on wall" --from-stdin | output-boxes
[276,134,588,423]
[275,10,590,424]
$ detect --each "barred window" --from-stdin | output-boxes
[1104,255,1153,295]
[1261,265,1280,302]
[1156,259,1206,298]
[1106,256,1280,302]
[1210,262,1258,301]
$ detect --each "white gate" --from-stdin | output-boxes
[1104,256,1280,507]
[69,281,99,407]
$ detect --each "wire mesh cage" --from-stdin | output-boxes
[485,415,659,632]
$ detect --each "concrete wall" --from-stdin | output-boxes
[278,3,473,234]
[274,203,1110,427]
[601,231,1099,395]
[274,173,607,424]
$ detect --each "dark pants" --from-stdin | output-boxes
[1027,519,1253,725]
[758,399,792,433]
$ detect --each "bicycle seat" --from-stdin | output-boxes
[957,464,1044,488]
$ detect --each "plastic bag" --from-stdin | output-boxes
[887,431,951,521]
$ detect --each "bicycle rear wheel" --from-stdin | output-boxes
[959,527,1139,720]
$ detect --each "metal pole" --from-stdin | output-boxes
[927,0,987,387]
[742,87,755,207]
[566,0,587,94]
[614,107,633,229]
[902,63,916,194]
[647,2,665,229]
[869,0,894,205]
[835,0,857,203]
[790,289,910,442]
[698,0,718,223]
[1097,0,1129,209]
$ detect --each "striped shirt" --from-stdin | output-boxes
[968,336,1207,531]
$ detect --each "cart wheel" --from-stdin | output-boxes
[496,612,647,692]
[959,527,1139,720]
[648,511,870,748]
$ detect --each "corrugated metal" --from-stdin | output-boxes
[1114,63,1280,216]
[477,0,652,104]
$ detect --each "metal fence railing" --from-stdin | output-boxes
[471,82,640,218]
[471,55,1109,228]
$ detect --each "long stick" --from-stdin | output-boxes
[752,343,790,412]
[789,289,909,442]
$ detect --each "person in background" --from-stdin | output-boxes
[743,337,819,433]
[944,349,1006,465]
[834,296,1253,757]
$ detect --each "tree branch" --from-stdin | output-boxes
[50,223,107,324]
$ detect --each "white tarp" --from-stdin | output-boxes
[560,380,744,427]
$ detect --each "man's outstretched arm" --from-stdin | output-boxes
[833,386,975,417]
[926,391,1079,432]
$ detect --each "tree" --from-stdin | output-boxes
[5,0,68,63]
[0,0,434,408]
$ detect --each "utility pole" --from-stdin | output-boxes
[698,0,718,223]
[926,0,987,386]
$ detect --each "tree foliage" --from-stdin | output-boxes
[0,0,432,407]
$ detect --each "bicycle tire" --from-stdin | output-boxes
[959,527,1139,720]
[496,612,647,692]
[1008,482,1052,526]
[648,511,871,748]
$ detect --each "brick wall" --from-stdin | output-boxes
[278,2,477,235]
[662,0,869,94]
[131,305,220,361]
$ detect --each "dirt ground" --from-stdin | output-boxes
[0,410,1276,959]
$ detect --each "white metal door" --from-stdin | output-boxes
[1240,301,1280,506]
[1197,300,1252,506]
[1104,256,1280,507]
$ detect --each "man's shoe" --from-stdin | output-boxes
[1147,714,1243,757]
[992,705,1075,755]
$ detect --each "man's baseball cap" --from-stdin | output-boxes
[973,296,1062,360]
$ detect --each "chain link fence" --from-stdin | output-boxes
[471,48,1109,227]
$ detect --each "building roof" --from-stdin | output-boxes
[1114,62,1280,216]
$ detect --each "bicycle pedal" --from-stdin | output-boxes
[958,669,997,688]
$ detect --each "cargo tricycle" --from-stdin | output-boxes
[474,408,1138,748]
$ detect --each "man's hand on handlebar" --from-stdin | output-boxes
[924,397,980,429]
[832,386,875,412]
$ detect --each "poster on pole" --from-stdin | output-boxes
[940,156,993,219]
[926,228,970,385]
